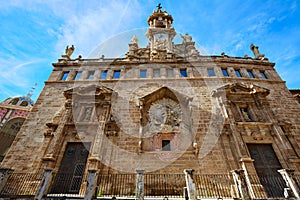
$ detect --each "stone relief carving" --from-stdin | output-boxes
[148,98,182,133]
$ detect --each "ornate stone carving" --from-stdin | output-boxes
[148,98,182,133]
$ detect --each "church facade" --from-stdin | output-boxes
[1,5,300,199]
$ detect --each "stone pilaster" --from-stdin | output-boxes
[278,169,300,198]
[35,168,53,200]
[183,169,197,200]
[84,169,98,200]
[136,170,145,200]
[231,170,251,200]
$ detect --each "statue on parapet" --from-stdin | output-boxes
[180,33,192,43]
[131,35,138,44]
[250,44,265,60]
[65,45,75,59]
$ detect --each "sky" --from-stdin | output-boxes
[0,0,300,102]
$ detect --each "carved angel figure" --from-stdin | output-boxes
[65,45,75,58]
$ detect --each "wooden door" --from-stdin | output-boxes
[51,142,90,194]
[247,144,285,197]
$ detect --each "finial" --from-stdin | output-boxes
[157,3,162,12]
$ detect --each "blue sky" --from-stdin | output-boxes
[0,0,299,102]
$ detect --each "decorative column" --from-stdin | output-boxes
[84,169,98,200]
[183,169,197,200]
[35,168,53,200]
[231,170,251,200]
[136,170,145,200]
[0,168,13,193]
[278,169,300,198]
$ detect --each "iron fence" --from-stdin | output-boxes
[144,174,186,197]
[248,174,286,199]
[194,174,232,198]
[49,172,87,195]
[0,172,43,197]
[97,174,136,197]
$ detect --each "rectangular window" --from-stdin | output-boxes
[74,71,82,80]
[153,69,160,78]
[180,69,187,77]
[61,71,69,81]
[140,69,147,78]
[100,70,108,80]
[247,70,255,78]
[260,71,268,79]
[235,69,242,77]
[221,68,229,77]
[113,70,121,79]
[87,71,94,80]
[207,68,216,76]
[167,69,174,77]
[162,140,171,151]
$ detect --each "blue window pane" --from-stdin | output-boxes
[235,69,242,77]
[248,70,255,78]
[180,69,187,77]
[61,71,69,80]
[140,70,147,78]
[87,71,94,80]
[74,71,82,80]
[222,69,229,77]
[113,70,121,79]
[207,68,216,76]
[100,70,108,79]
[260,71,267,79]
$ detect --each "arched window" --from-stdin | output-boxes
[0,117,25,161]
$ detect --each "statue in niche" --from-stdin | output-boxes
[250,44,265,59]
[180,33,192,43]
[65,45,75,58]
[83,107,93,121]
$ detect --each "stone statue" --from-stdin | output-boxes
[180,33,192,43]
[250,44,265,59]
[65,45,75,58]
[131,35,138,44]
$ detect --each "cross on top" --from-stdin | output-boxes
[157,3,162,12]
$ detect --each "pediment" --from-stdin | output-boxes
[212,83,270,97]
[139,86,192,106]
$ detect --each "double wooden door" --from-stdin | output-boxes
[51,142,91,194]
[247,144,285,197]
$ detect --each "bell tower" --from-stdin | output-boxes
[146,4,176,60]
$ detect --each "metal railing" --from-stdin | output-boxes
[194,174,232,198]
[0,173,42,197]
[97,174,136,197]
[49,172,87,195]
[248,174,286,199]
[144,174,186,197]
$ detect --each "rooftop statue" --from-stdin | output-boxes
[180,33,192,43]
[131,35,138,44]
[65,45,75,58]
[250,44,265,60]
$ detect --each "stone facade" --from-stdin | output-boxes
[1,5,300,199]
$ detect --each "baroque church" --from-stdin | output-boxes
[0,5,300,200]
